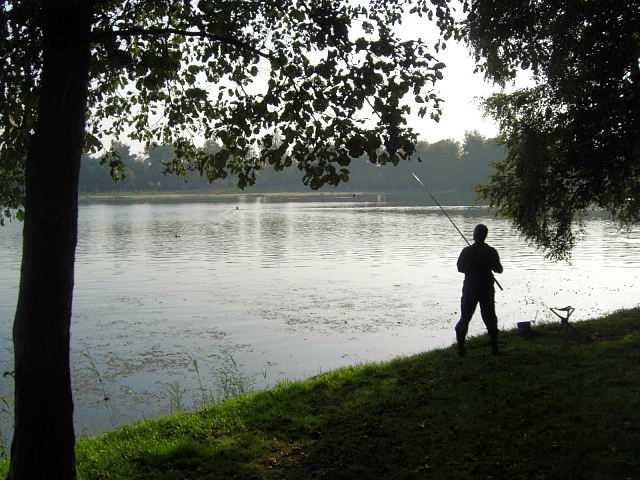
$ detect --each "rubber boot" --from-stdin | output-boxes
[489,330,499,355]
[456,331,466,357]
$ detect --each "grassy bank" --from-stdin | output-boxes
[2,309,639,479]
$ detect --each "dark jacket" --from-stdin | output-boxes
[457,242,503,286]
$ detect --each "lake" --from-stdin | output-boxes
[0,193,639,435]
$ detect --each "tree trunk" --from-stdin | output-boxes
[9,2,92,479]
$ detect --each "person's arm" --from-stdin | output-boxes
[492,249,503,274]
[457,247,468,273]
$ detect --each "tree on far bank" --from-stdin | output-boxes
[463,0,640,261]
[78,132,507,199]
[0,0,456,478]
[458,130,503,193]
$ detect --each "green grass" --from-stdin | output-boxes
[2,308,639,479]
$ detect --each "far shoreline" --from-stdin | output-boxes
[78,190,384,202]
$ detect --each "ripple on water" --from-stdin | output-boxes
[0,198,639,435]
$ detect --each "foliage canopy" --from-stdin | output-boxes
[1,0,456,224]
[2,1,459,477]
[463,0,640,260]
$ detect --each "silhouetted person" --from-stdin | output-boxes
[455,224,503,356]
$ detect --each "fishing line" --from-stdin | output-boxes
[403,163,504,291]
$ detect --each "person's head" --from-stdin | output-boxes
[473,224,488,243]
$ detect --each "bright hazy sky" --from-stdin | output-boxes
[400,9,531,145]
[408,40,501,144]
[118,12,532,154]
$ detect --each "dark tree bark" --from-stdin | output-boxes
[9,1,93,479]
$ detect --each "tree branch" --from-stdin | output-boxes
[91,27,275,62]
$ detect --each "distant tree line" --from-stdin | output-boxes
[80,131,504,205]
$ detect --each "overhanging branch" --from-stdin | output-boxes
[91,27,275,62]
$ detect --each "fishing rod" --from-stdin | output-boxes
[403,163,503,291]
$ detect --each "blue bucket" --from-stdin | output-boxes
[517,321,532,331]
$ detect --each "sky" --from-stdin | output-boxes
[398,7,533,145]
[397,9,530,145]
[122,42,504,155]
[407,40,502,144]
[117,9,532,155]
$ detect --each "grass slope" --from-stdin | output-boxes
[3,309,640,479]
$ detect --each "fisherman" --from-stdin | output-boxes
[455,224,503,356]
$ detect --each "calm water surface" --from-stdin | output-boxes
[0,194,639,434]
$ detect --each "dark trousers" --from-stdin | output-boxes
[455,277,498,336]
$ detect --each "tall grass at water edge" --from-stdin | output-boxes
[0,308,639,479]
[0,350,260,460]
